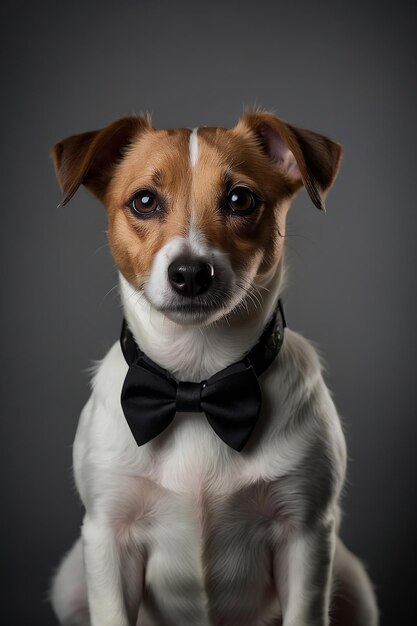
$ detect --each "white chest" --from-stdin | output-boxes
[97,429,285,624]
[73,331,343,624]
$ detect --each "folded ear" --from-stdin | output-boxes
[51,115,151,206]
[237,111,342,210]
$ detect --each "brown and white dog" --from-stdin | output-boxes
[50,112,378,626]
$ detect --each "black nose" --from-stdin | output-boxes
[168,256,214,297]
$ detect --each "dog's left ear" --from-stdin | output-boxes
[51,115,151,206]
[237,111,342,211]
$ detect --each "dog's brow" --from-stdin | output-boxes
[223,171,233,189]
[151,169,164,187]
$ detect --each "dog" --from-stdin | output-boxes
[50,111,379,626]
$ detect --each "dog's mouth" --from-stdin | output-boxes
[141,276,245,325]
[156,294,232,325]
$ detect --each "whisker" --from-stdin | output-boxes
[91,242,110,257]
[98,283,120,309]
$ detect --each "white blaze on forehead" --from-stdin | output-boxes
[189,128,199,168]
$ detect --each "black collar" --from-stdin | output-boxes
[120,299,286,379]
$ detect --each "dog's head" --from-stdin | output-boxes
[52,112,341,325]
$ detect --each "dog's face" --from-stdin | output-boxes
[52,112,341,325]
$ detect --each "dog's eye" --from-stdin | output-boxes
[128,191,159,216]
[227,187,258,215]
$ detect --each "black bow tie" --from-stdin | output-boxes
[120,301,286,452]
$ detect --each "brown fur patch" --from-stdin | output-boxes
[52,113,342,290]
[192,126,293,279]
[105,124,296,287]
[106,128,192,285]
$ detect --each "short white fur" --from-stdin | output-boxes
[189,127,199,168]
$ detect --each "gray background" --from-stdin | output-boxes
[1,1,416,624]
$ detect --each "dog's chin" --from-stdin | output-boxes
[145,291,241,327]
[156,302,229,326]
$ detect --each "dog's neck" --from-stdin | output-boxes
[120,263,285,383]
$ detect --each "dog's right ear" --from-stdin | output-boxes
[51,115,151,206]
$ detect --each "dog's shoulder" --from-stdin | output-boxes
[90,340,128,398]
[262,327,345,449]
[262,327,326,417]
[253,327,347,497]
[278,327,324,384]
[73,342,129,450]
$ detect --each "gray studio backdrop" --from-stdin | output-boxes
[1,1,416,624]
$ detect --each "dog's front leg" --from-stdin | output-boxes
[275,517,336,626]
[82,515,143,626]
